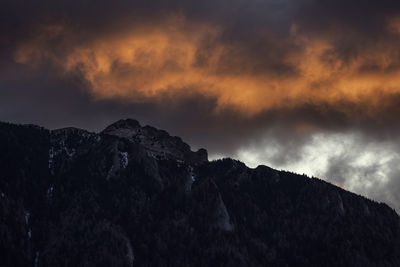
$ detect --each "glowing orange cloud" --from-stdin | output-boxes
[15,15,400,116]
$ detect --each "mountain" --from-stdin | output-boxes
[0,119,399,266]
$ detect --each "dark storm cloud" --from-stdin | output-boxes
[4,0,400,80]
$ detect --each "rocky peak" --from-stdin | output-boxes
[102,119,208,165]
[102,119,141,132]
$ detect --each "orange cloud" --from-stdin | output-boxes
[15,15,400,117]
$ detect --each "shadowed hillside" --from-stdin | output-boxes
[0,119,399,266]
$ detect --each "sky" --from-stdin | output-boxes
[2,0,400,211]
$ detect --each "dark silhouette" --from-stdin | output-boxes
[0,119,399,266]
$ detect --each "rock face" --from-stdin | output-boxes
[102,119,208,165]
[0,119,400,267]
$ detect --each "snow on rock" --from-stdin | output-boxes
[47,185,54,198]
[125,238,135,267]
[65,148,76,158]
[48,146,55,174]
[215,195,234,232]
[49,128,95,175]
[34,251,39,267]
[189,166,196,182]
[184,166,196,193]
[48,141,68,175]
[176,159,184,167]
[25,211,32,239]
[120,152,129,169]
[107,143,130,180]
[25,211,30,225]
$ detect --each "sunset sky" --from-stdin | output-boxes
[2,0,400,211]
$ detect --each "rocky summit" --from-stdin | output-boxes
[102,119,208,165]
[0,119,399,267]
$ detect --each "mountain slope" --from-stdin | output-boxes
[0,119,399,266]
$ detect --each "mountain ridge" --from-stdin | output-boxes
[0,119,399,266]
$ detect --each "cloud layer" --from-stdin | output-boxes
[2,0,400,211]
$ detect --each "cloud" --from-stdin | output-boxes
[12,8,400,119]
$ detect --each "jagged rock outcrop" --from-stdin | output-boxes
[102,119,208,165]
[0,119,399,267]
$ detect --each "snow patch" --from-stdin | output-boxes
[120,152,129,168]
[25,211,30,225]
[48,146,55,174]
[66,148,76,158]
[185,166,196,193]
[28,228,32,239]
[107,144,130,180]
[215,196,234,231]
[189,166,196,181]
[47,185,54,198]
[34,251,39,267]
[126,239,134,267]
[1,192,4,198]
[48,134,79,174]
